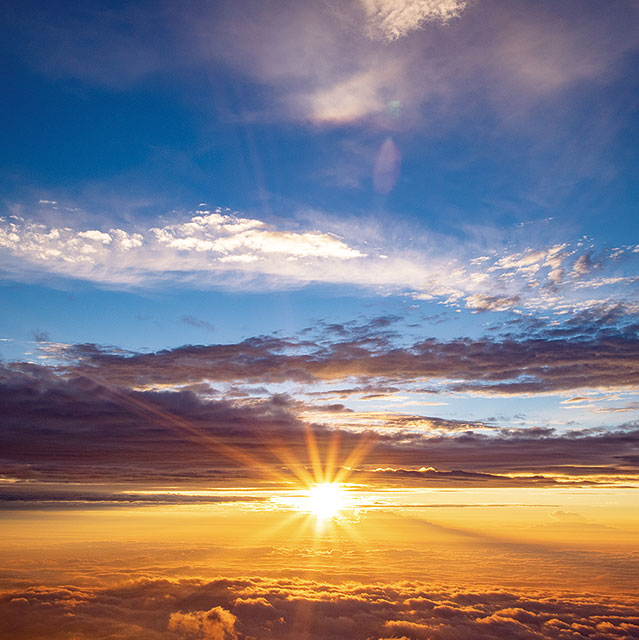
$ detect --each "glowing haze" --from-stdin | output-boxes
[1,1,638,639]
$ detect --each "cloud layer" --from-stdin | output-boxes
[1,358,637,492]
[2,577,639,640]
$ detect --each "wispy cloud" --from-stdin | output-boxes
[361,0,468,41]
[8,0,637,128]
[181,315,216,333]
[2,207,639,316]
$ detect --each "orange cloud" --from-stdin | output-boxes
[2,577,639,640]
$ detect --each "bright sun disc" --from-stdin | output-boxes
[308,482,343,521]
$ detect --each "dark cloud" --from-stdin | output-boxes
[2,577,638,640]
[305,384,404,399]
[362,427,639,480]
[181,315,216,333]
[0,362,305,487]
[1,362,638,492]
[54,323,639,394]
[363,467,603,488]
[0,490,266,510]
[492,305,639,341]
[373,414,494,432]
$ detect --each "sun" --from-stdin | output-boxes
[307,482,344,521]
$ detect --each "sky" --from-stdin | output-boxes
[1,1,639,639]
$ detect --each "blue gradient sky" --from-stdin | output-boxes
[1,0,638,434]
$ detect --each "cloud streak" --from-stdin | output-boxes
[55,320,639,395]
[2,208,639,318]
[0,209,365,287]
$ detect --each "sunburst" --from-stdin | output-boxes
[89,374,376,527]
[307,482,345,521]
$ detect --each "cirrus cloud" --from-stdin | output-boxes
[2,207,639,318]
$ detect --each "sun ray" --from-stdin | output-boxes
[333,433,377,484]
[305,425,325,484]
[323,429,341,484]
[81,373,377,539]
[85,374,294,487]
[257,431,317,488]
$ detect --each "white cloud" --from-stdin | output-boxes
[465,294,520,312]
[78,229,113,244]
[304,68,393,124]
[361,0,468,41]
[1,208,638,317]
[0,209,367,287]
[151,210,365,260]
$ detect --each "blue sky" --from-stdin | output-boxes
[1,0,639,441]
